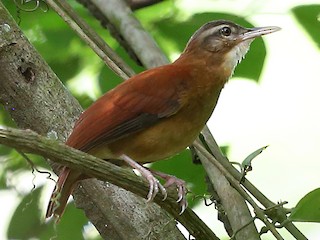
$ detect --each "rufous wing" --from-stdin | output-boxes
[66,64,191,152]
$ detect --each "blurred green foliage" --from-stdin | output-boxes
[1,0,319,239]
[7,186,91,240]
[292,4,320,49]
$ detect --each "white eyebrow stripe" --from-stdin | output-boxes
[189,24,231,45]
[200,25,226,38]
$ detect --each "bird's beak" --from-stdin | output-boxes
[241,26,281,41]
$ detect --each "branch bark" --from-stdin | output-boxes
[126,0,163,10]
[78,0,169,68]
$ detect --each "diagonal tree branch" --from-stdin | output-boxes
[77,0,169,68]
[0,126,219,240]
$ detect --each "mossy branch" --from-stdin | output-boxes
[0,126,219,240]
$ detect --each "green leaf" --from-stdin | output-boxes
[242,145,268,169]
[7,187,45,239]
[50,56,81,82]
[7,186,88,239]
[292,5,320,48]
[289,188,320,222]
[0,107,16,129]
[44,202,89,240]
[151,149,207,207]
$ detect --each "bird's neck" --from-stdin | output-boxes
[177,39,253,81]
[175,50,234,86]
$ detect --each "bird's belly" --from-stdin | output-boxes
[108,116,203,163]
[86,101,210,164]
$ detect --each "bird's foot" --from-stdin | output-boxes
[150,170,188,214]
[120,155,167,201]
[120,155,188,213]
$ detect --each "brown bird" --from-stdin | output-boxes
[46,20,280,220]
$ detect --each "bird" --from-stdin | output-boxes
[46,20,280,221]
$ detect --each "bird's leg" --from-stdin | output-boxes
[120,154,167,201]
[148,169,188,214]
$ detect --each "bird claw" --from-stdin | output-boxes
[120,155,187,212]
[120,155,167,201]
[145,174,167,202]
[163,175,188,214]
[143,170,188,213]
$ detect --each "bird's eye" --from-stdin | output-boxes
[220,27,232,37]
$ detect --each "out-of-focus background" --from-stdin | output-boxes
[0,0,319,239]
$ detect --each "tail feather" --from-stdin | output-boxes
[46,167,81,221]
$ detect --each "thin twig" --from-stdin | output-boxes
[46,0,135,80]
[193,140,284,240]
[200,126,308,240]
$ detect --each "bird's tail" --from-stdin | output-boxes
[46,167,81,221]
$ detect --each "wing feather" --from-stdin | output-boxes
[66,64,190,152]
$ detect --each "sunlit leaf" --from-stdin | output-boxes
[289,188,320,222]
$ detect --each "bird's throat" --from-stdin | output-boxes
[223,39,253,77]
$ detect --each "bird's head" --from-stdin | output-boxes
[183,20,280,73]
